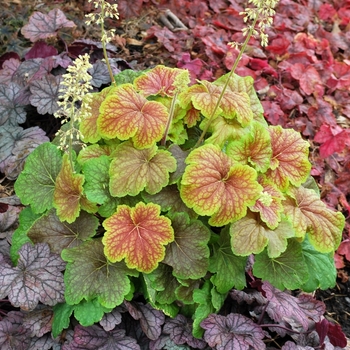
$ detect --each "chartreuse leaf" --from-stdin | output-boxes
[231,211,295,258]
[254,238,309,290]
[10,206,41,265]
[27,209,98,254]
[98,83,168,148]
[14,142,62,214]
[209,227,247,294]
[201,116,248,147]
[103,202,174,273]
[79,87,113,143]
[300,237,336,292]
[163,212,210,279]
[249,176,285,229]
[134,65,190,97]
[266,126,311,190]
[109,141,176,197]
[226,121,272,173]
[283,186,345,252]
[180,144,262,226]
[53,153,85,223]
[62,239,137,308]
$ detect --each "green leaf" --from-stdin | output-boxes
[115,69,145,85]
[103,202,174,273]
[52,302,74,337]
[53,153,85,223]
[209,227,247,293]
[300,237,337,292]
[230,212,295,258]
[175,279,201,305]
[27,209,98,254]
[14,142,62,213]
[283,186,345,252]
[61,239,138,308]
[10,206,41,265]
[73,299,112,326]
[109,141,177,197]
[253,239,309,290]
[180,144,262,226]
[163,212,210,279]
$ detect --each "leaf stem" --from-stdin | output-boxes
[161,92,178,146]
[194,17,258,148]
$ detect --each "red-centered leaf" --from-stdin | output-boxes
[109,141,176,197]
[201,313,266,350]
[314,124,349,158]
[77,144,115,166]
[0,243,65,311]
[163,212,210,279]
[283,186,345,252]
[226,121,272,173]
[21,9,76,42]
[230,211,295,258]
[265,126,311,190]
[102,202,174,273]
[290,63,324,96]
[53,154,84,223]
[249,176,285,229]
[98,84,168,148]
[180,144,262,226]
[79,87,113,143]
[134,65,190,97]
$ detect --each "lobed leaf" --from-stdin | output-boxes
[0,243,65,311]
[230,212,295,258]
[0,83,26,126]
[163,212,210,279]
[14,142,62,214]
[27,209,98,254]
[180,144,262,226]
[98,84,168,148]
[21,9,76,42]
[53,153,84,223]
[103,202,174,273]
[134,65,190,97]
[266,126,311,190]
[61,239,137,308]
[109,141,176,197]
[283,186,345,252]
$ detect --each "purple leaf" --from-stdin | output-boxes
[99,308,123,331]
[201,313,266,350]
[25,41,58,60]
[21,9,76,42]
[281,341,314,349]
[0,242,65,311]
[261,281,325,331]
[163,314,207,349]
[89,61,114,87]
[0,83,26,126]
[23,305,53,337]
[29,74,61,115]
[124,301,165,340]
[0,204,20,235]
[0,58,21,84]
[15,58,54,83]
[28,333,57,350]
[63,324,140,350]
[0,311,31,350]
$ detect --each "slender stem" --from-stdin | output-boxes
[100,3,116,86]
[194,18,259,148]
[161,93,178,146]
[68,100,76,170]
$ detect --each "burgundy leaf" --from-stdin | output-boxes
[0,311,31,350]
[21,9,76,42]
[315,318,347,348]
[29,74,61,115]
[124,301,165,341]
[0,243,65,311]
[201,313,266,349]
[163,314,207,349]
[25,41,58,60]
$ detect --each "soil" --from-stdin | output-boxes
[2,0,350,343]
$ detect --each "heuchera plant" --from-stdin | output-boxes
[3,0,347,348]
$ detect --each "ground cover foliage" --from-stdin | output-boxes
[0,0,350,349]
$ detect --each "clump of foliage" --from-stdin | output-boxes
[0,0,348,349]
